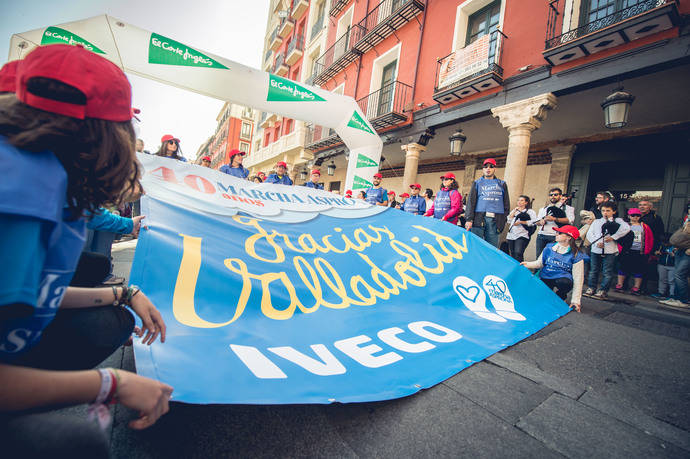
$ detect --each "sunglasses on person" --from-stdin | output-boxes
[167,140,177,145]
[549,192,561,197]
[483,164,495,169]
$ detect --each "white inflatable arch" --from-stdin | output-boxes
[8,15,382,191]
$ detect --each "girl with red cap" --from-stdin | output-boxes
[219,148,249,179]
[156,134,186,162]
[615,208,654,295]
[424,173,463,225]
[0,44,172,454]
[521,225,589,312]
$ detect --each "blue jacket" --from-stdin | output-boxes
[265,173,293,186]
[219,164,249,179]
[401,195,426,215]
[87,208,133,234]
[303,181,324,190]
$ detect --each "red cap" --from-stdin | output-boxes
[554,225,580,240]
[310,169,321,176]
[483,158,497,166]
[400,193,410,198]
[388,190,396,196]
[440,172,456,180]
[16,44,132,121]
[345,190,352,196]
[276,161,287,168]
[0,60,20,93]
[409,183,421,189]
[202,156,211,161]
[229,148,246,157]
[627,208,642,216]
[161,134,180,143]
[257,171,266,178]
[373,173,383,179]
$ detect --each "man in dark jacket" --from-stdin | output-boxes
[464,158,510,248]
[639,200,665,250]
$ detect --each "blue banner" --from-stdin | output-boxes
[130,155,570,404]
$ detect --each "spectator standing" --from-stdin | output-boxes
[257,171,266,182]
[250,175,263,184]
[615,208,654,295]
[424,173,463,225]
[303,169,324,189]
[464,158,510,248]
[660,202,690,308]
[585,202,630,299]
[156,134,186,161]
[357,190,366,200]
[535,187,575,257]
[589,191,611,219]
[200,156,212,167]
[265,161,293,185]
[638,199,665,293]
[506,195,537,262]
[424,188,434,211]
[402,183,426,216]
[653,234,675,300]
[388,191,399,208]
[365,173,388,206]
[219,149,249,179]
[521,225,587,312]
[577,210,595,251]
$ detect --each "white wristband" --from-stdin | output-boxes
[95,368,113,404]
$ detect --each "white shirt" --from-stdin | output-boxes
[506,208,538,240]
[586,217,630,254]
[536,204,575,236]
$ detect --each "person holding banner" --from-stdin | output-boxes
[265,161,294,185]
[156,134,186,162]
[219,148,249,179]
[0,44,172,455]
[402,183,426,216]
[200,156,212,168]
[365,173,388,206]
[424,173,463,225]
[521,225,588,312]
[464,158,510,248]
[303,169,324,189]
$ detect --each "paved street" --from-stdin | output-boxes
[105,239,690,458]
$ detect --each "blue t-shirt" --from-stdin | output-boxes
[0,138,85,361]
[474,177,505,214]
[219,164,249,179]
[433,189,458,219]
[86,208,134,234]
[265,173,293,186]
[365,187,387,206]
[540,243,588,281]
[402,195,426,215]
[303,181,324,190]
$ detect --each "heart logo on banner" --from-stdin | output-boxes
[455,285,481,303]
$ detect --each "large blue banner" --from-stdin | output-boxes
[131,155,569,404]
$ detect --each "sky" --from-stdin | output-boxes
[0,0,270,160]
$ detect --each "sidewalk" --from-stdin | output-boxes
[107,239,690,458]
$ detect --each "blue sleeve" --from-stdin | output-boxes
[380,189,387,203]
[420,198,426,215]
[86,208,134,234]
[0,214,47,308]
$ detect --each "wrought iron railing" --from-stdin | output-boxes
[434,29,506,92]
[287,34,305,55]
[260,111,268,124]
[264,49,272,63]
[330,0,350,17]
[358,0,409,32]
[357,80,412,120]
[305,123,338,146]
[269,27,280,46]
[313,24,366,78]
[310,12,326,40]
[273,52,287,72]
[278,17,296,35]
[545,0,666,49]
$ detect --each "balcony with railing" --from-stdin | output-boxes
[354,0,425,54]
[312,24,365,85]
[357,80,412,130]
[260,112,281,129]
[278,17,296,39]
[543,0,678,66]
[433,30,506,105]
[305,123,341,151]
[292,0,309,20]
[310,12,326,41]
[244,126,308,168]
[269,27,282,52]
[330,0,350,17]
[263,49,273,70]
[273,52,289,77]
[286,35,305,65]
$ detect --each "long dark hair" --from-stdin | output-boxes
[156,139,183,160]
[439,178,459,191]
[0,84,137,219]
[518,195,532,209]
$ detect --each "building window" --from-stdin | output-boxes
[580,0,642,24]
[239,141,251,153]
[241,122,252,139]
[291,66,300,81]
[466,1,500,46]
[284,118,294,134]
[329,181,341,192]
[264,131,270,147]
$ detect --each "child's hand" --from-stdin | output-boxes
[597,242,604,248]
[571,303,581,313]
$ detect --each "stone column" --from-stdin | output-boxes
[547,144,576,192]
[461,158,478,198]
[491,93,557,203]
[400,143,426,189]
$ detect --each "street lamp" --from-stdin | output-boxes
[601,87,635,129]
[449,129,467,156]
[300,168,308,181]
[327,160,336,176]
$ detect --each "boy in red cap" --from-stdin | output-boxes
[521,225,588,312]
[465,158,510,247]
[365,173,388,206]
[265,161,294,185]
[402,183,426,215]
[424,173,463,224]
[219,148,249,179]
[303,169,324,190]
[0,44,172,453]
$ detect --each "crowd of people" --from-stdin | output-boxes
[1,44,689,456]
